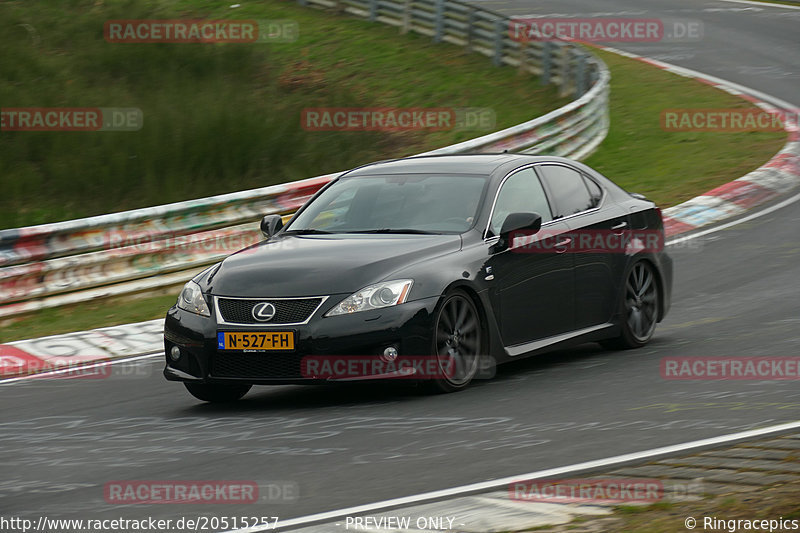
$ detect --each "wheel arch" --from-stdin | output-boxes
[438,280,503,360]
[626,254,666,323]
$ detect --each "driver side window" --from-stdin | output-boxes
[489,168,553,236]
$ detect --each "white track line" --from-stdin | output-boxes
[0,352,161,385]
[227,420,800,532]
[713,0,800,10]
[596,48,799,111]
[667,191,800,246]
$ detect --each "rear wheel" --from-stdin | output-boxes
[184,382,252,403]
[601,261,660,350]
[429,290,482,393]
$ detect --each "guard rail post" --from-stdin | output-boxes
[465,8,475,53]
[558,43,571,97]
[576,52,587,97]
[541,41,552,85]
[401,0,411,34]
[434,0,444,42]
[492,19,504,66]
[518,39,529,75]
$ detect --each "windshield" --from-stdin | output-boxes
[286,174,488,234]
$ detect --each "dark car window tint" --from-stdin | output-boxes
[538,165,595,218]
[584,176,603,209]
[489,168,552,236]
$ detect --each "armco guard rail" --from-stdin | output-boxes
[0,0,610,317]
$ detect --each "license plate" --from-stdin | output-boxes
[217,331,294,351]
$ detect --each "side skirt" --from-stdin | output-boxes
[505,323,619,358]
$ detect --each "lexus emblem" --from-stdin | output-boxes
[252,302,277,322]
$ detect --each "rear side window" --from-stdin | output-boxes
[584,176,603,208]
[537,165,595,218]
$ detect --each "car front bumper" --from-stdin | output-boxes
[163,295,440,385]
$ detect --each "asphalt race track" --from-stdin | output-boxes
[2,0,799,526]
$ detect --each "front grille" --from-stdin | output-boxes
[212,352,302,379]
[216,297,323,324]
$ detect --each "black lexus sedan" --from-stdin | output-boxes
[164,154,672,402]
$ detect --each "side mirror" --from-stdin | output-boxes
[260,214,284,240]
[493,212,542,252]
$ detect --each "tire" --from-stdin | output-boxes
[428,290,483,393]
[184,382,252,403]
[601,260,660,350]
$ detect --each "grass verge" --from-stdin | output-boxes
[584,48,786,207]
[0,291,178,343]
[551,480,800,533]
[0,0,569,228]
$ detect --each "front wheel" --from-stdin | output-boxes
[184,382,252,403]
[601,260,660,350]
[428,290,483,393]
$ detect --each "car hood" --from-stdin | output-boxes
[204,233,462,297]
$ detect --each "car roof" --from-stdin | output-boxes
[342,153,565,177]
[337,153,630,201]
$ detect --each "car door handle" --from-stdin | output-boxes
[611,221,628,231]
[555,238,571,253]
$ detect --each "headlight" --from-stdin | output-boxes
[176,280,210,317]
[326,279,413,316]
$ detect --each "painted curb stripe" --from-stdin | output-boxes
[711,180,778,209]
[595,45,800,237]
